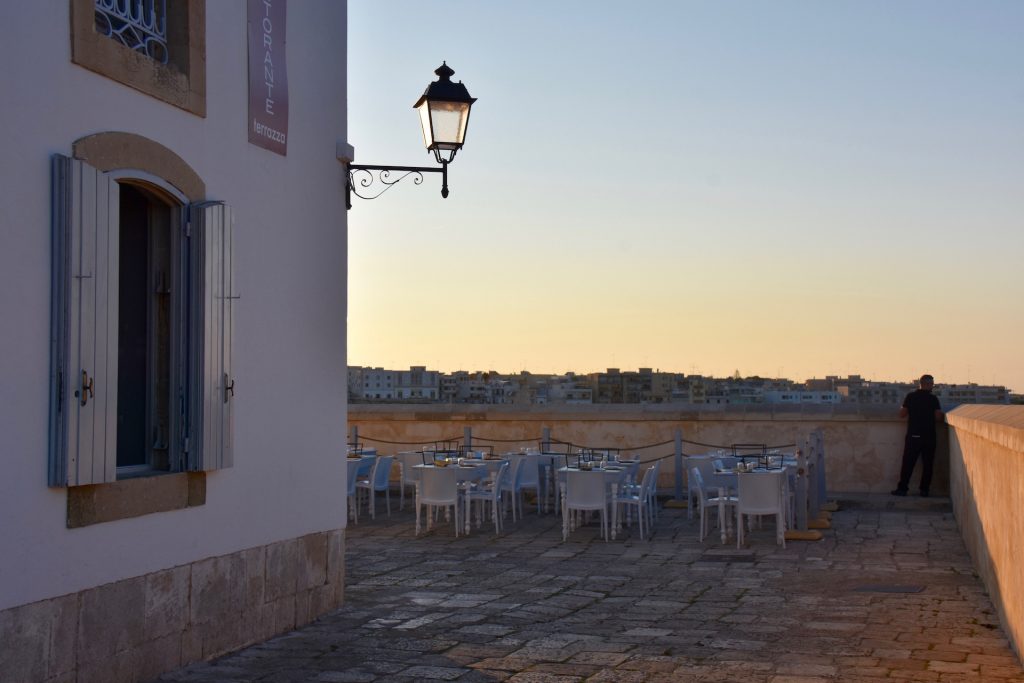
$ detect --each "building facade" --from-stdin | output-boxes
[0,3,349,681]
[396,366,441,400]
[349,366,398,400]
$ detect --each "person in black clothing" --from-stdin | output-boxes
[892,374,944,497]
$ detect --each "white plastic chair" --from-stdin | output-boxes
[692,467,738,543]
[686,456,718,519]
[499,456,528,522]
[345,460,360,524]
[517,454,542,515]
[350,456,375,519]
[356,455,394,520]
[613,465,656,540]
[616,459,642,494]
[562,470,609,542]
[647,459,661,520]
[465,461,510,535]
[416,466,460,537]
[736,470,787,549]
[396,451,425,510]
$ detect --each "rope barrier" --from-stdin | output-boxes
[625,452,678,465]
[355,432,797,452]
[681,439,797,451]
[358,435,464,446]
[546,437,675,452]
[470,435,537,443]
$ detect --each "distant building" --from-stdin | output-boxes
[547,373,593,404]
[396,366,440,400]
[935,384,1009,408]
[763,390,841,405]
[348,366,398,400]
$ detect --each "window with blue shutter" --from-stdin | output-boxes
[50,155,235,489]
[187,202,235,471]
[50,155,120,486]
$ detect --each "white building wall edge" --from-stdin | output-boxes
[0,2,349,611]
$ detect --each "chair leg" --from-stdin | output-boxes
[562,499,568,542]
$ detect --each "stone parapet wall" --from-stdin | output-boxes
[349,404,949,495]
[0,529,345,683]
[948,405,1024,660]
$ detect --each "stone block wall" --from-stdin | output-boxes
[947,405,1024,660]
[0,529,345,683]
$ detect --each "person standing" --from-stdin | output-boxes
[892,374,944,497]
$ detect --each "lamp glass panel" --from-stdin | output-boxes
[427,101,470,146]
[416,102,434,148]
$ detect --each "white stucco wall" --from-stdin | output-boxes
[0,2,348,611]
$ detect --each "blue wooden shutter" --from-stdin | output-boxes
[49,155,119,486]
[187,202,234,471]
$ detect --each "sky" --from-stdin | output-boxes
[347,1,1024,391]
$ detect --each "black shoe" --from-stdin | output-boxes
[891,489,907,496]
[919,491,929,498]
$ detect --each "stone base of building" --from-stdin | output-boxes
[0,529,345,683]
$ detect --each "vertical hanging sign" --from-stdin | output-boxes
[247,0,288,155]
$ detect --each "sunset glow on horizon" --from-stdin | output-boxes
[348,1,1024,392]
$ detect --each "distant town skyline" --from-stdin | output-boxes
[346,362,1015,389]
[347,364,1016,406]
[348,2,1024,394]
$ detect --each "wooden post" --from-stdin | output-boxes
[795,445,808,531]
[664,428,688,509]
[783,432,826,541]
[464,426,472,450]
[816,428,828,506]
[807,434,820,520]
[674,428,683,501]
[350,425,358,448]
[542,426,551,452]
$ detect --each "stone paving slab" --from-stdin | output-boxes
[153,494,1024,682]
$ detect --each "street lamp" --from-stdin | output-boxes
[347,62,477,209]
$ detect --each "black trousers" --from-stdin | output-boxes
[896,433,936,493]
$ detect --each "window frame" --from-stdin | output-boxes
[70,0,207,117]
[108,176,187,476]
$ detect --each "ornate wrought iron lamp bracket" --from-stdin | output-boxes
[346,162,449,210]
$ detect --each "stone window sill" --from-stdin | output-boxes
[67,472,206,528]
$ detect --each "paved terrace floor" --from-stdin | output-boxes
[155,494,1024,683]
